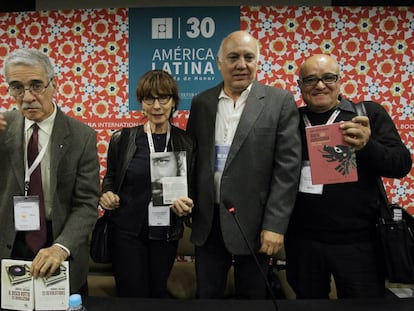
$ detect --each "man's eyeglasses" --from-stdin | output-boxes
[8,79,53,97]
[300,74,339,87]
[142,95,172,105]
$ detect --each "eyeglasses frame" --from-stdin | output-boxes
[300,74,339,87]
[8,78,53,97]
[141,95,173,105]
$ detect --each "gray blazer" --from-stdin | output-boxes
[187,80,301,255]
[0,109,100,292]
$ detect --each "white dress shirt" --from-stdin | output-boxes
[214,84,251,203]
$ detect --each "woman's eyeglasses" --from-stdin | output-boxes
[141,95,172,105]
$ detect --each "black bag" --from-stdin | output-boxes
[378,204,414,283]
[90,211,111,263]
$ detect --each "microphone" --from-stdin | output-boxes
[224,200,279,311]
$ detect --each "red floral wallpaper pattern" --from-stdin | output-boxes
[0,6,412,213]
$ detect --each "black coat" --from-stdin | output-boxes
[102,124,196,240]
[287,98,412,243]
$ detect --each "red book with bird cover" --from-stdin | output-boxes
[305,122,358,185]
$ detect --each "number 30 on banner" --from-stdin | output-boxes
[186,17,215,38]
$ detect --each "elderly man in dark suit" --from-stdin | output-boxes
[187,30,301,299]
[0,48,100,295]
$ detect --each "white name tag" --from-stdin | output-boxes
[13,196,41,231]
[148,201,170,226]
[299,162,323,195]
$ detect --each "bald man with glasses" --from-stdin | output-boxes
[285,54,412,299]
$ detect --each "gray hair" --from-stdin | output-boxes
[3,48,55,82]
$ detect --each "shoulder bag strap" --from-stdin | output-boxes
[354,101,392,219]
[107,127,131,213]
[354,101,367,117]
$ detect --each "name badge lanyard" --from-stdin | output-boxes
[146,121,171,154]
[24,131,50,197]
[303,109,341,128]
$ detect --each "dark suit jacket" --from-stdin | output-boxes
[187,80,301,255]
[0,109,100,292]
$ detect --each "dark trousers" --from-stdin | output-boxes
[108,226,178,298]
[195,207,269,299]
[285,235,386,299]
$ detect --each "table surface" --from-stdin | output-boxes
[84,296,414,311]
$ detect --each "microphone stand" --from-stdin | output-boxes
[228,207,280,311]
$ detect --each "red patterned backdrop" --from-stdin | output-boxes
[0,6,413,213]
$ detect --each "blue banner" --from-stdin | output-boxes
[128,7,240,110]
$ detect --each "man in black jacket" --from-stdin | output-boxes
[285,54,412,299]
